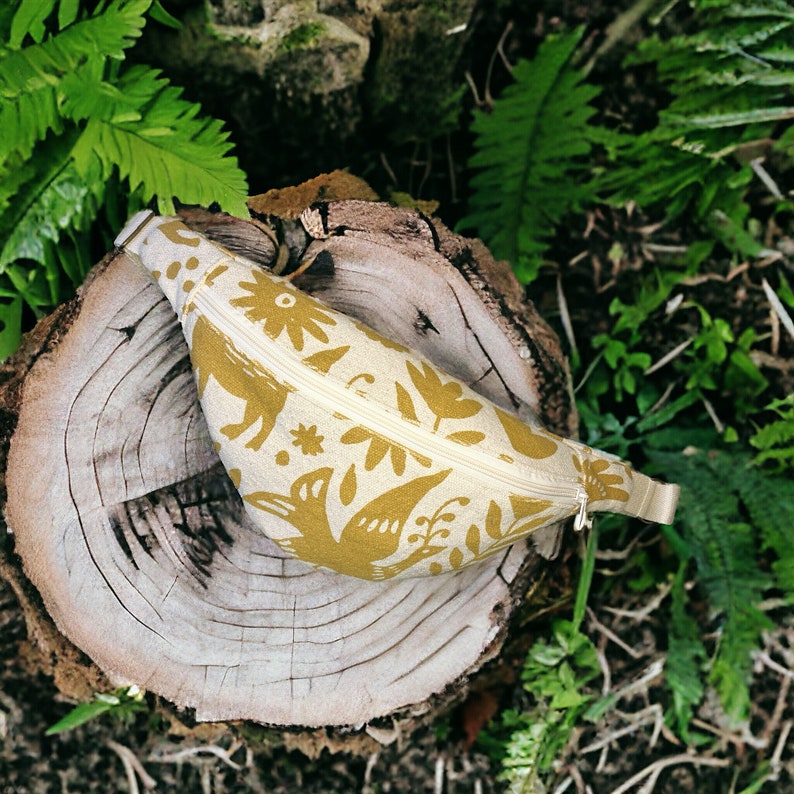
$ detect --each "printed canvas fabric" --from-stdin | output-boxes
[117,212,679,580]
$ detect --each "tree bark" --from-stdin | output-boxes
[0,174,576,743]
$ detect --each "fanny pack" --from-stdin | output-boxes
[115,210,679,580]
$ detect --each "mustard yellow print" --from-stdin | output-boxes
[340,425,431,475]
[406,361,482,431]
[495,406,559,459]
[185,256,199,269]
[204,264,228,286]
[445,430,486,446]
[244,467,450,579]
[395,382,419,422]
[573,457,629,503]
[451,495,554,569]
[290,423,324,455]
[275,450,290,466]
[191,315,292,450]
[230,269,336,351]
[302,345,350,375]
[340,464,357,506]
[166,260,181,279]
[159,220,200,247]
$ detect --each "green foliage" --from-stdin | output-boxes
[750,395,794,471]
[45,685,146,735]
[0,0,248,358]
[651,446,792,726]
[460,27,624,283]
[488,530,601,792]
[608,0,794,250]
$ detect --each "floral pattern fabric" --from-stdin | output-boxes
[116,211,680,580]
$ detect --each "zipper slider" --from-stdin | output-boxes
[573,490,592,533]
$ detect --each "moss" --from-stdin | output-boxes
[279,21,326,52]
[365,0,476,144]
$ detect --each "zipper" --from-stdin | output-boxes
[194,289,588,515]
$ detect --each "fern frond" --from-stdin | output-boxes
[460,28,619,283]
[0,0,148,94]
[0,133,102,271]
[650,448,774,724]
[71,66,249,217]
[750,395,794,472]
[0,0,149,161]
[609,0,794,231]
[735,466,794,592]
[665,562,706,736]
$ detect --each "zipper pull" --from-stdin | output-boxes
[573,490,592,533]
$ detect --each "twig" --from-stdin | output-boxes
[587,607,642,659]
[610,753,730,794]
[750,157,783,199]
[771,720,793,774]
[581,705,666,755]
[108,740,157,792]
[557,273,579,362]
[690,718,768,750]
[645,339,693,375]
[582,0,662,76]
[434,753,445,794]
[149,743,242,771]
[762,278,794,343]
[361,752,379,794]
[604,580,673,622]
[701,396,725,434]
[755,649,794,680]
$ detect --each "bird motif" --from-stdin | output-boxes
[243,467,451,579]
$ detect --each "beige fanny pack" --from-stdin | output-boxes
[115,210,679,581]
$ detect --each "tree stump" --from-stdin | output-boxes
[0,175,576,742]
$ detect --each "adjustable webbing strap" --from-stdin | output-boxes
[623,471,680,525]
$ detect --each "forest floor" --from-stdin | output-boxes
[2,0,794,792]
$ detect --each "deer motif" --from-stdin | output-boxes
[190,315,292,450]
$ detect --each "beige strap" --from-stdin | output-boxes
[623,472,680,525]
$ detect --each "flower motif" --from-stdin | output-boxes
[340,425,431,475]
[230,269,336,351]
[290,423,324,455]
[573,457,629,503]
[405,361,482,431]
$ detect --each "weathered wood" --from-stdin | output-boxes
[1,185,576,735]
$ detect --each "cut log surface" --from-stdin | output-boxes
[3,195,574,730]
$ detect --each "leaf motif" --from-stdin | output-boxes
[406,360,482,422]
[445,430,486,446]
[509,494,553,521]
[340,464,357,506]
[484,501,503,540]
[449,547,464,569]
[466,524,481,555]
[495,407,559,459]
[302,344,350,375]
[395,381,418,422]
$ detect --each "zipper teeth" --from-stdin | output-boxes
[195,293,583,504]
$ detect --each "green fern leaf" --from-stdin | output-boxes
[649,448,773,724]
[665,561,706,736]
[735,467,794,592]
[71,66,248,216]
[460,27,617,283]
[0,0,149,161]
[8,0,58,47]
[609,0,794,233]
[0,134,103,271]
[1,0,148,94]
